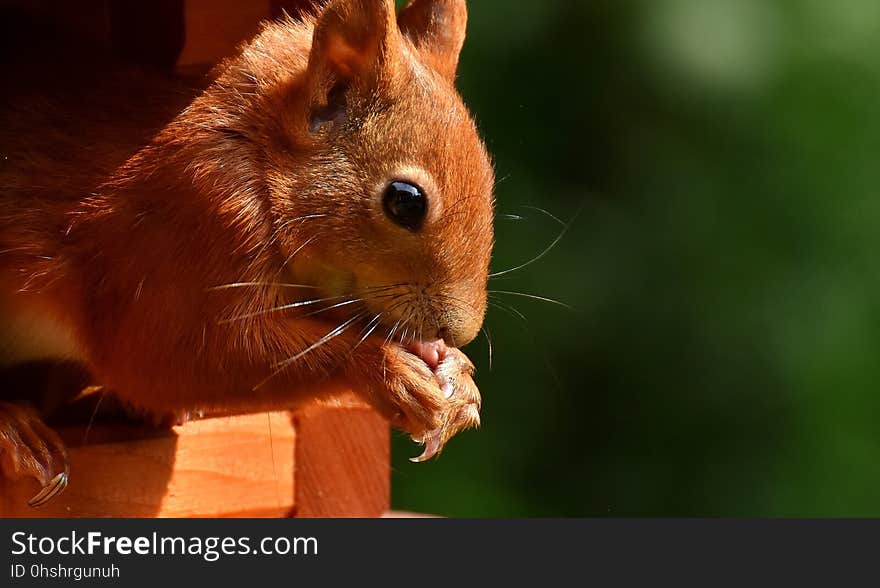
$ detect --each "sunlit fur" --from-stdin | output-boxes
[0,0,494,446]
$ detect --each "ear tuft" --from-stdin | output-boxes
[398,0,467,81]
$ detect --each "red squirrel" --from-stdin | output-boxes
[0,0,494,506]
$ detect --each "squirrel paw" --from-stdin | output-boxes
[410,347,481,463]
[375,345,447,440]
[0,402,69,507]
[364,343,482,461]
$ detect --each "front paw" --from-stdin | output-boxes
[0,402,69,507]
[371,346,447,440]
[411,348,482,462]
[358,343,482,461]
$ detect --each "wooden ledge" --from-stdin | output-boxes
[0,406,390,518]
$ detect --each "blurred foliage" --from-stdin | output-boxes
[390,0,880,516]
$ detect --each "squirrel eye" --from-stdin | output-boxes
[383,181,428,231]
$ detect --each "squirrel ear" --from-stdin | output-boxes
[398,0,467,81]
[308,0,399,83]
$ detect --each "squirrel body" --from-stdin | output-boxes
[0,0,494,505]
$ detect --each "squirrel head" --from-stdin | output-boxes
[191,0,494,347]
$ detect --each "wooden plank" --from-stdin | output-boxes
[176,0,323,68]
[16,1,322,69]
[271,0,322,19]
[109,0,187,70]
[0,412,296,518]
[293,405,390,518]
[176,0,273,67]
[0,405,391,518]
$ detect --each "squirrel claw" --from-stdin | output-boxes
[410,434,442,463]
[0,401,70,507]
[409,348,482,462]
[409,402,481,463]
[28,472,69,508]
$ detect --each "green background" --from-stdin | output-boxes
[390,0,880,516]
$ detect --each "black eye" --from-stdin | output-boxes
[382,181,428,231]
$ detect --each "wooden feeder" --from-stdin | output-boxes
[0,0,392,518]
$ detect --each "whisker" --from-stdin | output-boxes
[282,214,328,225]
[299,297,366,319]
[489,290,574,311]
[489,202,585,279]
[274,235,318,278]
[489,300,528,323]
[444,324,459,348]
[370,298,412,347]
[494,173,512,188]
[481,326,494,371]
[254,311,368,390]
[353,313,384,352]
[268,215,327,254]
[82,386,107,444]
[208,282,319,292]
[218,285,399,324]
[273,311,368,370]
[218,293,357,324]
[383,319,403,348]
[519,205,566,228]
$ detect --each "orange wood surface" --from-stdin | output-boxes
[20,0,322,70]
[0,407,391,518]
[293,406,390,518]
[0,412,295,518]
[177,0,272,67]
[176,0,321,68]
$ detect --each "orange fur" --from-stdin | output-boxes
[0,0,494,455]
